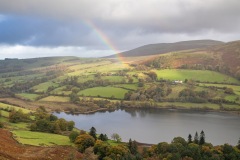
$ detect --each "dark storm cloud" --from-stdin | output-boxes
[0,0,240,57]
[0,15,109,49]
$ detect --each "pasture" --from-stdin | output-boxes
[32,81,59,93]
[12,130,72,146]
[154,69,240,84]
[78,86,128,99]
[0,102,31,113]
[16,93,40,101]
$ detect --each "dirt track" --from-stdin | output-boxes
[0,129,82,160]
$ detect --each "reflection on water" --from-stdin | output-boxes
[54,109,240,145]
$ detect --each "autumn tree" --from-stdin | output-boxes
[75,134,95,153]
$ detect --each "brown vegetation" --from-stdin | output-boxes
[0,129,82,160]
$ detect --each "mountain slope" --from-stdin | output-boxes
[107,40,224,57]
[140,40,240,79]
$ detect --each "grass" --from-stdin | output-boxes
[199,83,240,96]
[107,139,121,146]
[50,86,72,95]
[0,110,9,117]
[16,93,40,101]
[154,69,240,84]
[9,122,30,130]
[78,86,129,99]
[32,81,59,93]
[39,96,70,102]
[0,102,31,114]
[12,130,72,146]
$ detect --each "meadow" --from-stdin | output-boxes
[12,130,72,146]
[16,93,40,101]
[32,81,59,93]
[39,96,70,102]
[78,86,129,99]
[154,69,240,84]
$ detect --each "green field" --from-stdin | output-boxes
[39,96,70,102]
[12,130,72,146]
[0,110,9,117]
[50,86,72,95]
[0,102,31,114]
[32,81,59,93]
[154,69,240,84]
[78,86,128,99]
[16,93,40,101]
[199,83,240,96]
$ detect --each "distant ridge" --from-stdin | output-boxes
[106,40,224,58]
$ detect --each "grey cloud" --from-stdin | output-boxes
[0,0,239,51]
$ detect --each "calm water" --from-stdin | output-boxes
[54,109,240,145]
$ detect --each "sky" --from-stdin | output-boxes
[0,0,240,59]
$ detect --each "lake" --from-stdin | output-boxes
[54,109,240,145]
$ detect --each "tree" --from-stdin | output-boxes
[111,133,121,143]
[75,134,95,153]
[147,71,158,81]
[69,131,80,142]
[93,140,109,159]
[194,132,199,144]
[9,109,31,123]
[106,145,130,159]
[224,88,234,94]
[172,137,187,146]
[99,133,108,141]
[70,92,80,103]
[128,139,138,154]
[188,134,192,143]
[237,137,240,149]
[89,127,97,140]
[138,82,144,87]
[199,130,205,145]
[67,121,75,131]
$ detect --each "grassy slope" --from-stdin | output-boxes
[39,96,70,102]
[154,69,239,84]
[16,93,40,101]
[0,102,31,113]
[32,81,59,93]
[12,130,72,146]
[0,101,72,147]
[78,86,128,99]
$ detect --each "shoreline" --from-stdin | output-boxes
[61,105,240,116]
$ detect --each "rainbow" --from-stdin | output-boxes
[84,20,127,67]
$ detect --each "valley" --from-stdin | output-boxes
[1,40,240,159]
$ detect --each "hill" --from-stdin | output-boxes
[0,129,82,160]
[107,40,224,57]
[140,40,240,79]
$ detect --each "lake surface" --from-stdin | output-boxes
[54,109,240,145]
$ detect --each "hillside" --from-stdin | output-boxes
[0,129,82,160]
[139,40,240,79]
[107,40,224,57]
